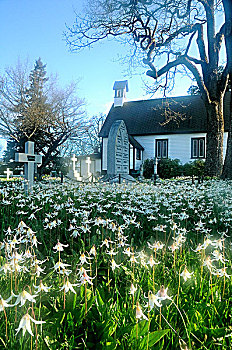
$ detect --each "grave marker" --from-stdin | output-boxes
[4,168,13,180]
[15,141,42,193]
[71,154,77,172]
[104,120,135,183]
[85,157,92,178]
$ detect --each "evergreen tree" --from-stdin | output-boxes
[0,58,85,175]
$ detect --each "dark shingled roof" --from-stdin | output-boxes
[99,93,231,137]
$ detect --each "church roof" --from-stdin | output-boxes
[99,93,231,137]
[113,80,129,92]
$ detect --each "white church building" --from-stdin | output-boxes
[99,80,230,175]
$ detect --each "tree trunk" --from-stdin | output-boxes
[222,85,232,179]
[205,97,224,177]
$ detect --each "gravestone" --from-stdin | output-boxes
[67,154,82,181]
[4,168,13,180]
[103,120,135,183]
[85,157,92,178]
[15,141,42,193]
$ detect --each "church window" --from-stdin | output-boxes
[115,89,123,98]
[136,148,141,160]
[156,139,168,159]
[191,138,205,158]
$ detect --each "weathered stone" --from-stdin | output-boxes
[103,120,135,183]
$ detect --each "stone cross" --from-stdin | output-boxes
[4,168,13,180]
[85,157,92,177]
[15,141,42,193]
[71,154,77,172]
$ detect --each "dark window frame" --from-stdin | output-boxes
[136,148,141,160]
[155,139,168,159]
[191,137,205,159]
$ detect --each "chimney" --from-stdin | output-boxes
[113,80,128,107]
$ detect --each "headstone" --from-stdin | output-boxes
[15,141,42,193]
[4,168,13,180]
[103,120,135,183]
[71,154,77,172]
[85,157,92,178]
[67,154,82,181]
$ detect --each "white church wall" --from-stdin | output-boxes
[155,133,207,164]
[134,135,155,160]
[102,132,229,173]
[135,133,209,164]
[102,138,108,170]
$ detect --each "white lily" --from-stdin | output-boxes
[180,266,194,282]
[60,278,78,294]
[15,313,45,336]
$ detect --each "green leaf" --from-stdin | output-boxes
[147,329,170,347]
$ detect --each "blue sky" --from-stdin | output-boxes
[0,0,192,153]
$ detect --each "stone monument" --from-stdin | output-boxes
[67,154,82,181]
[4,168,13,180]
[15,141,42,193]
[103,120,135,183]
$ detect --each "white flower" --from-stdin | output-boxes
[34,281,51,293]
[53,261,71,272]
[156,286,172,301]
[89,245,97,257]
[148,241,164,251]
[168,243,179,253]
[129,283,137,296]
[0,295,14,311]
[211,250,228,263]
[201,237,212,250]
[211,238,224,250]
[130,255,139,264]
[180,266,194,282]
[147,255,160,268]
[15,313,45,336]
[79,253,90,265]
[212,267,231,278]
[136,302,148,321]
[13,290,37,306]
[203,256,214,270]
[53,240,68,252]
[123,247,132,257]
[0,263,11,274]
[111,259,121,271]
[17,221,27,231]
[106,248,118,256]
[145,292,162,309]
[79,271,94,286]
[60,279,78,294]
[31,235,41,248]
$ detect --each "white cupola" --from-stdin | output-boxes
[113,80,128,107]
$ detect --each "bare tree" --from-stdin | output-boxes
[66,0,231,176]
[65,114,105,156]
[0,58,85,175]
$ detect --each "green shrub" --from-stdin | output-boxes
[143,158,205,179]
[143,158,154,179]
[182,160,205,176]
[158,158,182,179]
